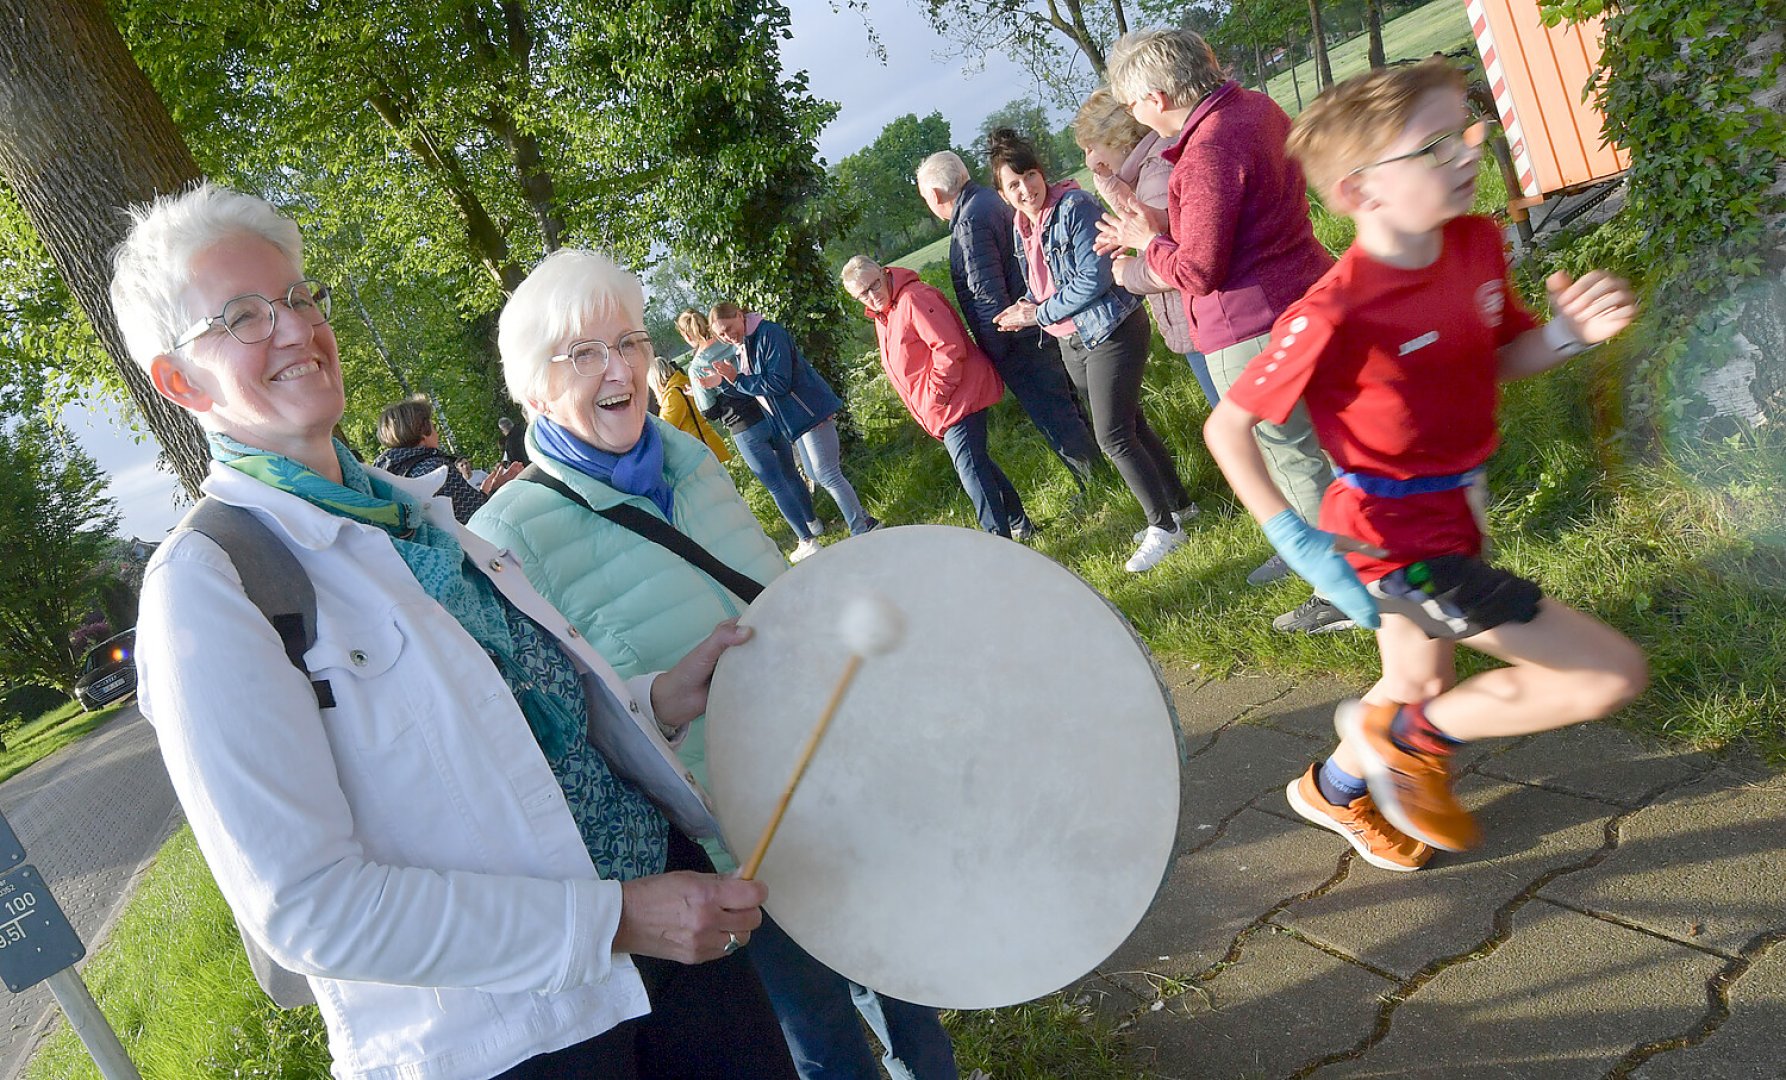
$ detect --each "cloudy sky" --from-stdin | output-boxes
[80,2,1068,539]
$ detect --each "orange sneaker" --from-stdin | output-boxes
[1336,700,1481,852]
[1286,764,1433,872]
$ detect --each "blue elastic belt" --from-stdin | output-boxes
[1333,465,1484,498]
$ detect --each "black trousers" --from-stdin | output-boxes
[495,831,796,1079]
[1057,306,1190,529]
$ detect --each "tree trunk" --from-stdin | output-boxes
[1307,0,1335,91]
[1254,44,1269,92]
[1367,0,1387,69]
[1287,33,1305,111]
[0,0,211,495]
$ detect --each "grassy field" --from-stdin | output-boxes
[24,827,332,1080]
[0,699,131,784]
[1264,0,1479,116]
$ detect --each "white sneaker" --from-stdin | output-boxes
[1124,525,1185,573]
[789,538,822,563]
[1132,507,1197,544]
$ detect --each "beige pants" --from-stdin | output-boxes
[1206,332,1332,524]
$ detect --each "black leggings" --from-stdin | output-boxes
[495,831,796,1079]
[1058,306,1190,530]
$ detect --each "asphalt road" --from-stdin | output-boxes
[0,705,179,1080]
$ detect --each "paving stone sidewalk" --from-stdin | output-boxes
[0,707,179,1080]
[1082,670,1786,1080]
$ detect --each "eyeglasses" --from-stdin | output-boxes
[848,277,888,305]
[174,280,331,349]
[549,331,655,377]
[1351,121,1488,174]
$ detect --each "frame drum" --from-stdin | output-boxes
[706,525,1179,1009]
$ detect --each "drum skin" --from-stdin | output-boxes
[706,525,1180,1010]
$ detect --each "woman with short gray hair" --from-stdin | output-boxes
[116,184,789,1079]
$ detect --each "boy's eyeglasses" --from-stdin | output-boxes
[1351,121,1488,174]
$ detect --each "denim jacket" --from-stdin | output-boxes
[729,317,844,441]
[1013,185,1140,349]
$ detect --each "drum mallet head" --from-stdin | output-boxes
[740,591,902,880]
[840,591,904,657]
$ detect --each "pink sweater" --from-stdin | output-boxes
[1142,81,1334,353]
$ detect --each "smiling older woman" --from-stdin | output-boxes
[468,250,960,1080]
[113,184,792,1080]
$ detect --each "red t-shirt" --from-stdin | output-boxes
[1224,216,1538,581]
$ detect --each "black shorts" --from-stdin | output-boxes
[1366,555,1543,640]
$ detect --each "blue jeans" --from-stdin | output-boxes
[746,915,958,1080]
[986,335,1098,486]
[940,409,1028,536]
[796,418,873,534]
[1185,350,1220,408]
[736,420,818,541]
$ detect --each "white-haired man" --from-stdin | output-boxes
[916,150,1098,490]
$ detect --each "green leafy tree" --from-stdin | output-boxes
[0,421,122,695]
[922,0,1132,105]
[1538,0,1784,438]
[976,98,1079,179]
[110,0,855,428]
[0,0,211,492]
[831,112,955,261]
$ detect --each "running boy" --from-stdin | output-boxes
[1204,59,1648,868]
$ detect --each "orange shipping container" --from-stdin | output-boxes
[1467,0,1630,203]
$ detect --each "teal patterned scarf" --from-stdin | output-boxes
[209,433,580,759]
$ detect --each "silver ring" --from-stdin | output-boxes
[723,932,742,955]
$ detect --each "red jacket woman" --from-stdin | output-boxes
[862,267,1006,439]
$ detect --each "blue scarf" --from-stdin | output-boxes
[534,416,675,521]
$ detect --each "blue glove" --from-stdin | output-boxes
[1260,510,1381,630]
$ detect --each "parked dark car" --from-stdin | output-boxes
[73,630,137,712]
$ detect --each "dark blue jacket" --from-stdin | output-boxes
[948,182,1031,362]
[728,317,843,441]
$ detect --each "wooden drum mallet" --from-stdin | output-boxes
[738,591,904,881]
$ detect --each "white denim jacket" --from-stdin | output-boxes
[138,463,714,1080]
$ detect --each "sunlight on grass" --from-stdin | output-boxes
[0,701,131,784]
[1266,0,1479,117]
[25,827,331,1080]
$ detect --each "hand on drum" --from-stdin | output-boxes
[650,619,754,728]
[615,871,766,964]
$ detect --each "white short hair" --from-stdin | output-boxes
[109,182,304,369]
[839,255,883,290]
[497,248,645,411]
[1107,29,1226,108]
[915,151,971,199]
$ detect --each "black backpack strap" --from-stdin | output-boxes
[516,465,765,603]
[178,498,335,708]
[170,496,325,1010]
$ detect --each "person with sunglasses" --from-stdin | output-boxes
[114,185,791,1079]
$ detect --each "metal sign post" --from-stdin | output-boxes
[0,815,140,1080]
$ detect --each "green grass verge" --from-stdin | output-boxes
[0,700,131,785]
[24,827,331,1080]
[1265,0,1479,117]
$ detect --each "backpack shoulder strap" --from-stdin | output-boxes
[170,496,324,1010]
[177,498,334,708]
[516,465,765,603]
